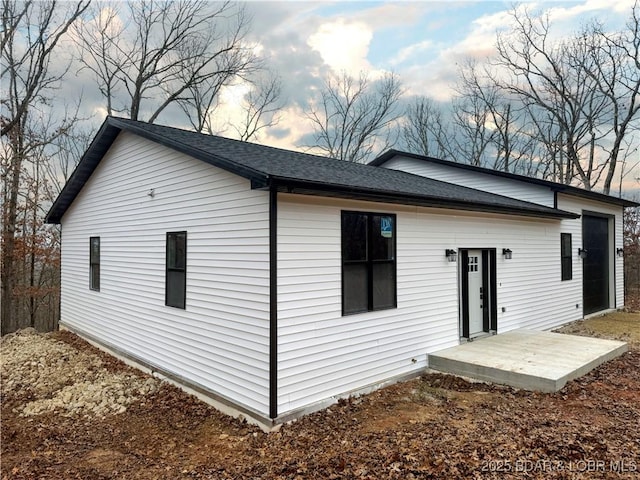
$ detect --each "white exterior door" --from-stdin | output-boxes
[460,248,496,339]
[467,250,484,337]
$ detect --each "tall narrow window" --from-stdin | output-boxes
[166,232,187,309]
[561,233,572,281]
[89,237,100,291]
[342,211,396,315]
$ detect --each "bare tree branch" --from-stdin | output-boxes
[492,6,612,190]
[304,71,402,163]
[586,4,640,193]
[401,96,454,160]
[1,0,90,137]
[77,0,259,124]
[233,72,285,142]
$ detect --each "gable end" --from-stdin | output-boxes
[45,117,269,224]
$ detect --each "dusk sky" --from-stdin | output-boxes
[227,1,636,150]
[57,0,640,194]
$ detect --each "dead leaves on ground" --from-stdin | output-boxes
[2,330,640,479]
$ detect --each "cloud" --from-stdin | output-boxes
[307,19,373,74]
[260,104,314,152]
[349,2,437,30]
[391,40,433,66]
[399,0,636,103]
[547,0,636,22]
[40,0,640,166]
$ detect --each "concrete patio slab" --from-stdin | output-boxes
[427,330,628,392]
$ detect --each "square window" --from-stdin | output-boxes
[342,212,396,315]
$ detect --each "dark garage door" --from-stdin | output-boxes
[582,215,609,315]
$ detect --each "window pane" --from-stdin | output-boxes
[561,233,572,281]
[166,232,187,308]
[166,270,186,308]
[342,213,367,261]
[561,258,572,281]
[343,263,368,314]
[168,236,175,266]
[561,233,571,257]
[90,264,100,291]
[372,262,395,310]
[371,215,394,260]
[168,232,186,270]
[90,237,100,264]
[90,237,100,290]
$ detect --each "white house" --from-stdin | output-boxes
[46,117,637,428]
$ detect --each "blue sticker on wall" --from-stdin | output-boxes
[381,216,393,238]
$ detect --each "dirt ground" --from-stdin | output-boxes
[2,311,640,480]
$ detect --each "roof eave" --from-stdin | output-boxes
[269,177,579,220]
[373,150,640,208]
[553,187,639,208]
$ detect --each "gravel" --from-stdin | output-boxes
[1,328,159,418]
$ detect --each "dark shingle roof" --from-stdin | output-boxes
[371,150,639,208]
[46,117,581,223]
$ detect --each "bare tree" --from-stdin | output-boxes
[42,123,92,197]
[585,4,640,194]
[623,204,640,301]
[180,70,283,141]
[177,72,226,135]
[455,61,538,173]
[234,73,284,142]
[401,6,639,189]
[401,96,453,159]
[1,0,89,334]
[304,71,402,163]
[493,7,615,190]
[524,108,569,182]
[77,0,258,124]
[1,0,90,137]
[450,93,495,167]
[617,143,640,197]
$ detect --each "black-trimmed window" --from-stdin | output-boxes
[89,237,100,291]
[561,233,572,281]
[342,211,396,315]
[166,231,187,309]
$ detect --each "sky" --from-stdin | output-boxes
[56,0,640,195]
[231,0,634,145]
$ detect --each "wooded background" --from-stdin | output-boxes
[2,0,639,334]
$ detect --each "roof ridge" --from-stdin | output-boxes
[108,116,348,165]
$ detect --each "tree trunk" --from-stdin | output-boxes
[29,162,39,328]
[1,131,23,335]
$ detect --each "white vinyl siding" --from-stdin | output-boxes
[276,194,583,415]
[382,156,555,207]
[557,194,624,310]
[60,132,271,415]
